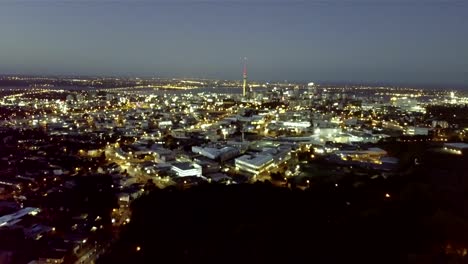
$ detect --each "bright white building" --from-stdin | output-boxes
[405,126,430,136]
[235,154,274,174]
[171,162,202,177]
[282,121,311,128]
[192,146,239,161]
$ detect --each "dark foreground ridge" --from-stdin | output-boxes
[100,151,468,264]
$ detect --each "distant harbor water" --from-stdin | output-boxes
[0,86,269,95]
[151,87,270,95]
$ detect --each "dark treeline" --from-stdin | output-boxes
[100,149,468,264]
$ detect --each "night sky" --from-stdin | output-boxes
[0,0,467,86]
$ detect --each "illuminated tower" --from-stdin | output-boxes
[242,57,248,97]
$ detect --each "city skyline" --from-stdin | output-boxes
[1,0,467,86]
[1,1,468,263]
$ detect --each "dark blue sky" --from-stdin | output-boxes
[0,0,467,86]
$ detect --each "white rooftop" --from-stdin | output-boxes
[0,207,40,227]
[236,154,273,167]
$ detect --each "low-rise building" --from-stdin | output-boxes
[235,154,274,174]
[336,147,388,164]
[192,146,239,162]
[171,162,202,177]
[405,126,430,136]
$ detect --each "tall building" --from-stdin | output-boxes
[242,58,248,97]
[307,82,315,96]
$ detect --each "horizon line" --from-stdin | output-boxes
[0,73,466,91]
